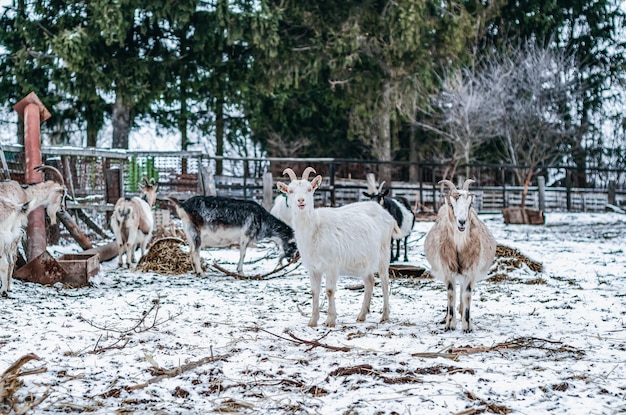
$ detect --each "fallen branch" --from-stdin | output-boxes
[251,326,351,352]
[101,352,231,397]
[412,336,584,360]
[211,254,301,280]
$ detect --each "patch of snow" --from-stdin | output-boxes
[1,212,625,414]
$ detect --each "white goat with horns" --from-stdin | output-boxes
[424,179,496,332]
[277,167,402,327]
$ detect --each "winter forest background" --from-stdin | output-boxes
[0,0,625,186]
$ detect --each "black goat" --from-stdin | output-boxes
[363,188,415,262]
[168,196,298,275]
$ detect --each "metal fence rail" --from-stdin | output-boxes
[2,144,624,216]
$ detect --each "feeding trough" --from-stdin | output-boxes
[57,253,100,287]
[13,251,100,288]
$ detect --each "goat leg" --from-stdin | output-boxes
[379,269,390,323]
[325,273,338,327]
[308,271,322,327]
[357,274,374,322]
[461,279,474,332]
[444,278,457,331]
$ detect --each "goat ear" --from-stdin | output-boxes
[277,182,289,194]
[363,191,372,198]
[311,175,322,190]
[382,189,389,197]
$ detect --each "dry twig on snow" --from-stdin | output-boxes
[79,295,182,354]
[0,353,49,414]
[250,326,351,352]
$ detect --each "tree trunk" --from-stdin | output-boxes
[179,87,189,174]
[86,118,98,147]
[408,124,419,182]
[374,110,392,187]
[215,93,225,176]
[112,92,131,149]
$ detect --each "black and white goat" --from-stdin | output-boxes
[110,178,158,268]
[424,179,496,332]
[277,167,402,327]
[168,195,298,275]
[363,181,415,262]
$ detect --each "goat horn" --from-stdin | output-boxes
[35,165,65,186]
[378,181,386,193]
[438,180,457,192]
[302,167,316,181]
[462,179,475,191]
[282,168,297,181]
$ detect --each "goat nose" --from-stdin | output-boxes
[458,219,466,226]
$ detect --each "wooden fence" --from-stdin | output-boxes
[1,144,624,239]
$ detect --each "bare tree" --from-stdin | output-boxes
[266,131,311,158]
[434,67,504,179]
[491,41,585,210]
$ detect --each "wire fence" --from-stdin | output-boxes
[2,144,624,217]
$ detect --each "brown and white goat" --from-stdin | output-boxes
[424,179,496,332]
[0,165,67,297]
[0,198,31,296]
[110,178,158,268]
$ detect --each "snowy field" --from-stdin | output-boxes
[1,212,625,414]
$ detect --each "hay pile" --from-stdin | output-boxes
[136,237,196,275]
[493,244,543,273]
[488,244,544,283]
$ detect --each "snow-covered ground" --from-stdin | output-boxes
[1,212,625,414]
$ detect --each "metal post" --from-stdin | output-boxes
[329,162,336,207]
[13,92,51,261]
[537,176,546,212]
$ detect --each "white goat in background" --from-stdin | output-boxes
[277,167,401,327]
[0,199,31,297]
[110,178,158,268]
[270,193,293,228]
[0,165,67,297]
[424,179,496,332]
